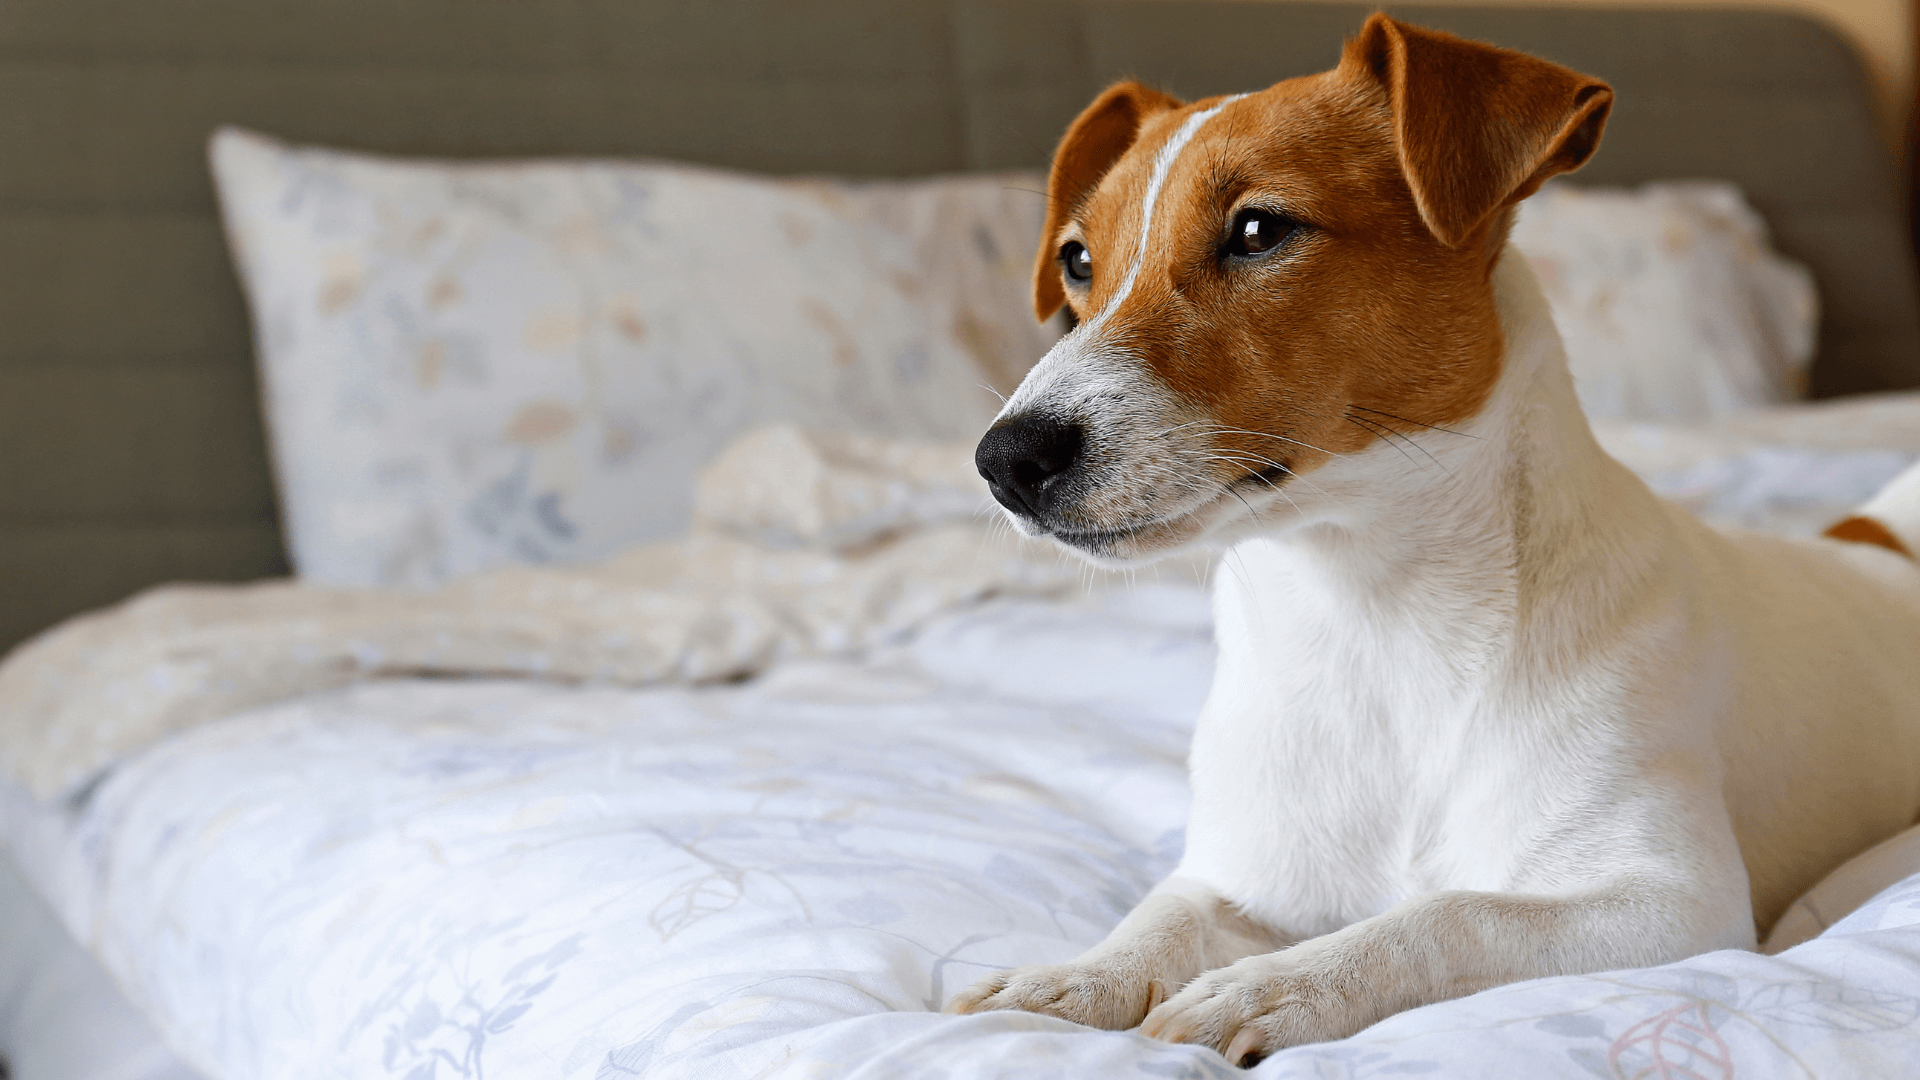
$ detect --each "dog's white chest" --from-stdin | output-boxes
[1173,539,1540,937]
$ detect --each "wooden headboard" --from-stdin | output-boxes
[2,0,1915,653]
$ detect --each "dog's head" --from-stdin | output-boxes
[975,15,1610,563]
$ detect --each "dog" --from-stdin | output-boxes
[946,13,1920,1065]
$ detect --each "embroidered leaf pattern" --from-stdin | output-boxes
[1608,1002,1733,1080]
[650,870,746,941]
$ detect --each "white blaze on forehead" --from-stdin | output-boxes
[997,92,1247,424]
[1084,93,1249,332]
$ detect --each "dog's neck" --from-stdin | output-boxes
[1217,251,1664,683]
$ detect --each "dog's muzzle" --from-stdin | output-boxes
[975,412,1084,519]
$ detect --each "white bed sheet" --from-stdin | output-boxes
[7,403,1920,1079]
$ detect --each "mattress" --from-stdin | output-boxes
[8,399,1920,1078]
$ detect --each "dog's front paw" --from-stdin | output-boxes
[1139,950,1374,1066]
[945,959,1171,1030]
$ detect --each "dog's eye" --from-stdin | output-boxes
[1227,209,1296,258]
[1060,241,1093,283]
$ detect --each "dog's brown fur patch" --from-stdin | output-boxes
[1824,515,1913,557]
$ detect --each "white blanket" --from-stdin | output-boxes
[7,399,1920,1079]
[0,426,1157,801]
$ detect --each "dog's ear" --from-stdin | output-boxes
[1033,80,1185,322]
[1344,14,1612,247]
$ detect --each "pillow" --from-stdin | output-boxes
[1510,181,1818,421]
[211,128,1054,589]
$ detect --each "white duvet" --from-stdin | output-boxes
[9,398,1920,1079]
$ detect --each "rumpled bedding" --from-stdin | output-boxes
[0,426,1167,802]
[6,398,1920,1079]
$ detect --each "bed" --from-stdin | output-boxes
[10,408,1920,1079]
[5,2,1920,1078]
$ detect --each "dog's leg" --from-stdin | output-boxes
[944,875,1283,1029]
[1140,881,1744,1063]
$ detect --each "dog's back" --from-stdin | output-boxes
[1699,470,1920,928]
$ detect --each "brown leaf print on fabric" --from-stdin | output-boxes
[506,401,578,445]
[524,310,582,351]
[606,295,648,343]
[778,212,814,245]
[887,268,924,299]
[803,301,860,369]
[415,340,447,390]
[601,414,642,466]
[318,254,363,316]
[426,276,463,311]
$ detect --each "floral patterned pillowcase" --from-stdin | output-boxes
[211,128,1056,589]
[1511,180,1819,421]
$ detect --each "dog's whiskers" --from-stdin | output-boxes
[1344,415,1423,470]
[1221,482,1264,524]
[1345,415,1455,479]
[1197,425,1347,460]
[1153,419,1217,438]
[1195,452,1305,516]
[1201,452,1292,490]
[1348,404,1478,439]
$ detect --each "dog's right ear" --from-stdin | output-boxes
[1033,80,1185,323]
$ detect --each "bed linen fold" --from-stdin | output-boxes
[0,426,1170,801]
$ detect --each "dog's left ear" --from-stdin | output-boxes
[1344,14,1612,247]
[1032,80,1186,322]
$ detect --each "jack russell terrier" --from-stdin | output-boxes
[947,13,1920,1066]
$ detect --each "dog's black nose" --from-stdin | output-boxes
[975,413,1084,517]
